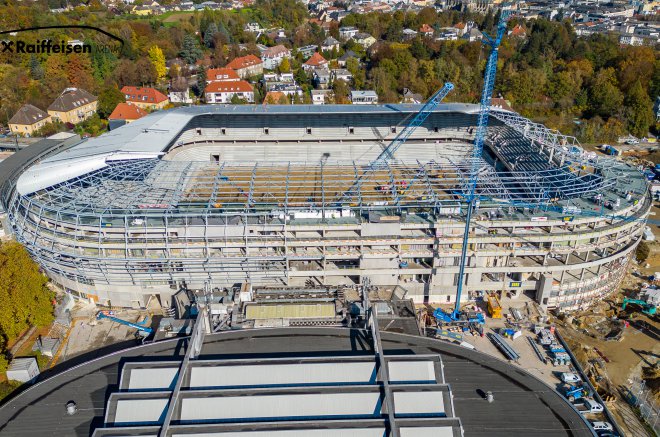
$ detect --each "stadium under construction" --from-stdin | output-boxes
[0,103,650,311]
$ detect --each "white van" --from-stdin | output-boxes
[590,421,613,431]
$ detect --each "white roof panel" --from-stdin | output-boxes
[393,391,445,416]
[399,426,454,437]
[113,398,169,424]
[189,362,375,388]
[127,367,179,390]
[388,361,436,383]
[173,429,385,437]
[180,392,381,421]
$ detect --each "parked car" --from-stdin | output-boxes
[574,398,604,414]
[560,372,581,383]
[590,421,613,432]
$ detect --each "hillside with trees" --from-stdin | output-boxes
[0,1,656,143]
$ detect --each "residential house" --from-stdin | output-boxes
[244,22,262,33]
[121,86,169,111]
[338,50,358,68]
[331,69,352,83]
[297,45,318,59]
[321,36,340,52]
[8,104,51,136]
[226,54,264,78]
[108,103,148,130]
[491,97,513,112]
[453,22,469,36]
[435,28,459,41]
[402,88,422,104]
[419,23,434,37]
[339,26,359,39]
[207,68,240,83]
[463,28,483,42]
[47,87,98,125]
[402,29,418,40]
[205,80,254,103]
[313,69,331,89]
[311,89,331,105]
[169,77,193,104]
[263,91,290,104]
[262,45,291,70]
[265,83,303,98]
[304,52,329,72]
[350,90,378,105]
[352,33,377,48]
[508,24,527,38]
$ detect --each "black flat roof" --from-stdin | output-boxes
[0,328,594,437]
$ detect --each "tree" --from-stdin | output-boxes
[278,57,291,74]
[180,34,203,65]
[0,242,53,343]
[625,80,654,138]
[195,66,207,98]
[28,55,43,80]
[148,46,167,82]
[204,23,218,48]
[588,68,624,118]
[97,86,126,119]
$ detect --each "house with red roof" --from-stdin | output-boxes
[419,24,434,37]
[509,24,527,39]
[226,54,263,79]
[121,86,169,111]
[207,68,240,83]
[108,103,148,130]
[205,80,254,104]
[303,52,328,72]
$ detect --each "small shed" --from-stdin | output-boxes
[6,357,40,383]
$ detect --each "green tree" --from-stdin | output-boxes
[278,57,291,74]
[148,45,167,82]
[0,242,53,343]
[636,241,650,263]
[97,86,126,119]
[624,80,654,138]
[204,23,218,48]
[28,55,43,80]
[588,68,624,118]
[180,34,203,65]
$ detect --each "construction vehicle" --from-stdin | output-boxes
[433,307,485,327]
[563,384,590,402]
[97,311,154,336]
[621,298,657,315]
[487,294,502,318]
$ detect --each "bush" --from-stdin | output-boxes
[636,241,651,263]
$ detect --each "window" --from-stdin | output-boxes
[263,127,269,135]
[391,126,396,134]
[306,127,312,135]
[197,128,202,135]
[221,128,226,135]
[211,154,220,162]
[434,127,439,133]
[348,127,355,134]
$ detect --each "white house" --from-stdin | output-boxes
[205,80,254,104]
[262,45,291,70]
[351,90,378,105]
[312,89,331,105]
[339,26,359,39]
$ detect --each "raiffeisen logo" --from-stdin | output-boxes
[1,39,92,54]
[0,25,124,56]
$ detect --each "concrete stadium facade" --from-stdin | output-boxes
[4,105,650,310]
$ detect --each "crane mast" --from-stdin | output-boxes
[454,11,512,313]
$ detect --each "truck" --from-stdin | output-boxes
[563,384,590,402]
[487,294,502,318]
[574,398,604,414]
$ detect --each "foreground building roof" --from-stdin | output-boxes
[0,327,594,437]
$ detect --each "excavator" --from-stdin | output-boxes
[621,298,657,316]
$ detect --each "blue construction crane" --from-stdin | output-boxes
[373,82,454,165]
[453,10,513,314]
[97,311,154,335]
[340,83,454,203]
